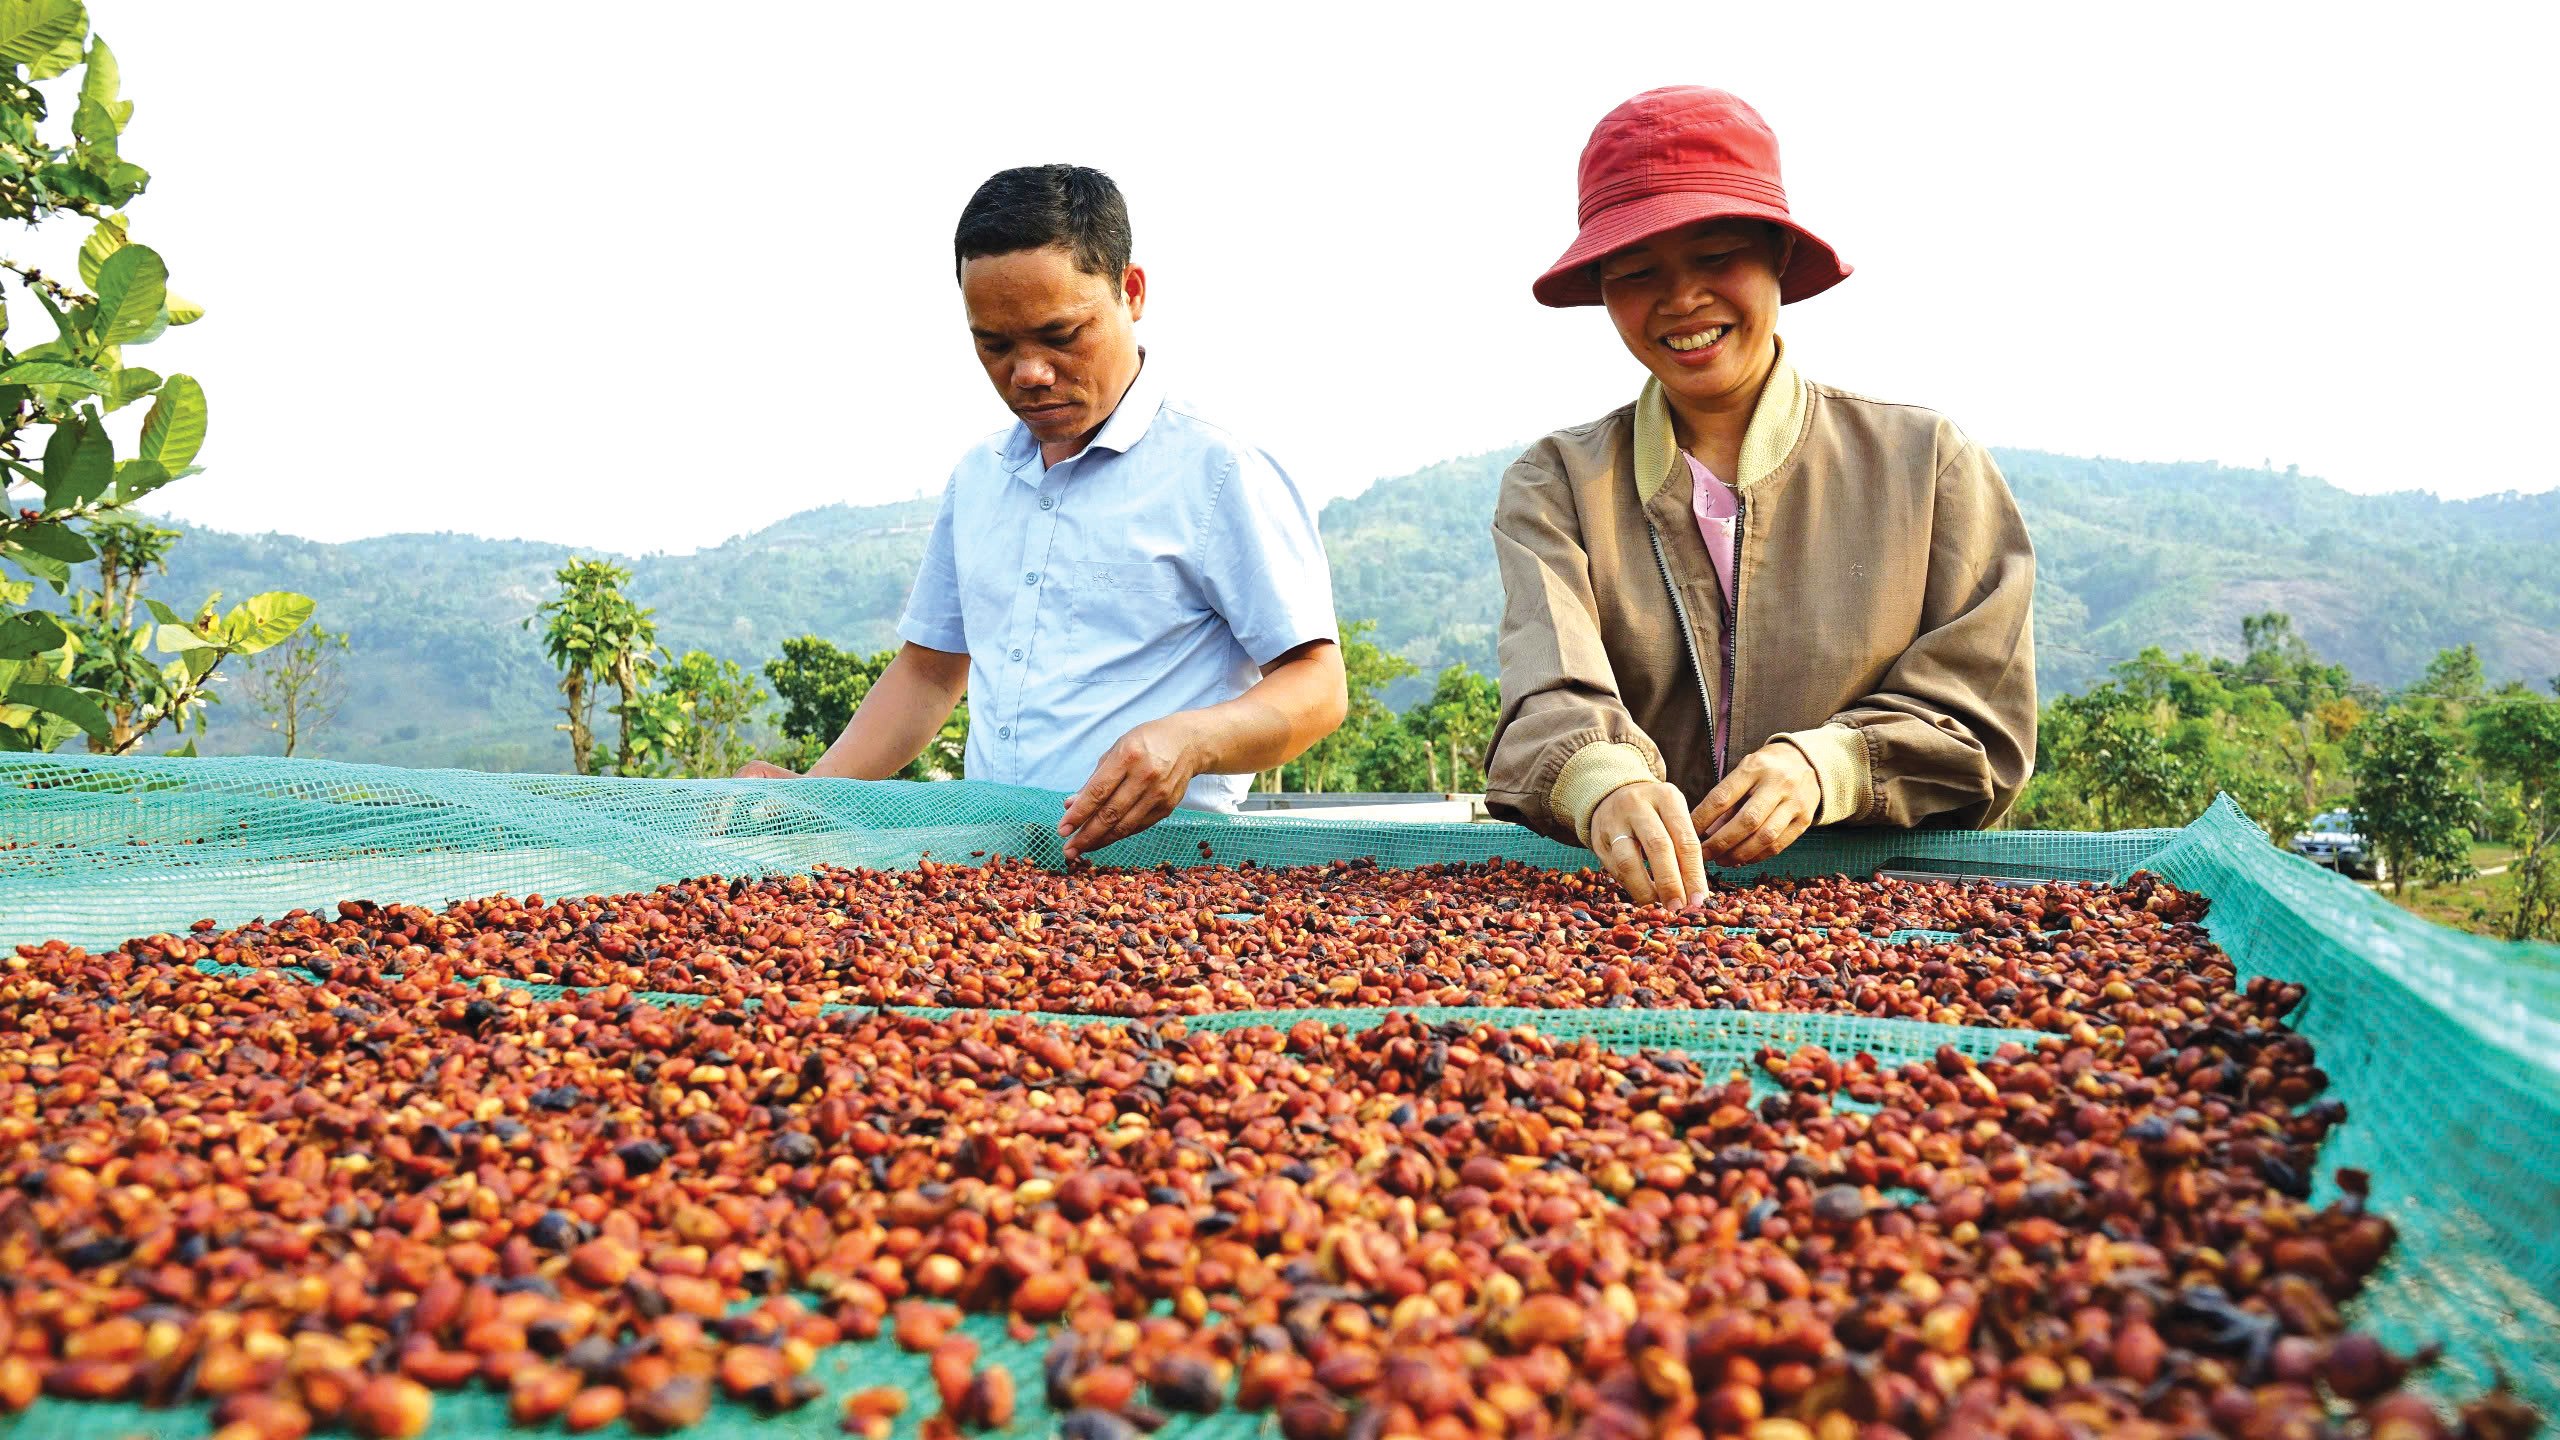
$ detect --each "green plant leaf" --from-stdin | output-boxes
[105,364,159,411]
[165,736,197,758]
[1,542,69,588]
[5,681,109,742]
[153,621,212,652]
[139,373,204,467]
[0,360,110,395]
[220,591,315,655]
[164,289,202,325]
[24,28,76,78]
[0,611,70,660]
[71,97,114,161]
[75,33,116,115]
[109,456,170,502]
[77,214,126,290]
[40,161,109,205]
[11,520,92,564]
[0,0,86,67]
[91,242,165,345]
[40,413,111,507]
[26,283,76,348]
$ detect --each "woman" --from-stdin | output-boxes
[1486,86,2037,907]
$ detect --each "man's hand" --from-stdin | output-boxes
[1694,742,1821,867]
[1059,717,1205,861]
[1588,781,1710,909]
[733,760,801,779]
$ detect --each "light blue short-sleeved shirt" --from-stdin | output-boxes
[896,358,1337,811]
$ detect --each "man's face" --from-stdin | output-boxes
[1597,220,1786,413]
[962,245,1145,456]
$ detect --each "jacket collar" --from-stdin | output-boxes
[1632,337,1806,502]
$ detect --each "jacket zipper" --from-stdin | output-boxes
[1722,494,1747,778]
[1645,516,1717,781]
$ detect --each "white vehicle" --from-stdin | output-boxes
[2288,808,2386,881]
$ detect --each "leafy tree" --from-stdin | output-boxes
[1350,721,1436,795]
[646,650,768,779]
[2226,611,2357,717]
[2018,625,2329,839]
[1272,620,1413,793]
[2348,707,2477,894]
[2169,706,2305,841]
[236,622,348,757]
[912,705,969,781]
[2470,694,2560,941]
[2400,644,2506,836]
[2413,643,2487,709]
[762,635,964,780]
[0,11,309,750]
[2212,613,2366,824]
[2017,679,2196,831]
[764,635,874,767]
[531,558,658,775]
[611,684,689,778]
[2270,695,2364,825]
[43,510,312,756]
[60,510,175,748]
[1360,662,1499,792]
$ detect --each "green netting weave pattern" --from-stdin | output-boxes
[1,756,2555,1429]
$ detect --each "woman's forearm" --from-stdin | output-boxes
[807,643,970,780]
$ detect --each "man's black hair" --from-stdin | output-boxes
[953,165,1132,284]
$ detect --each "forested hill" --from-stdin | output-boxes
[1324,447,2560,705]
[138,449,2560,771]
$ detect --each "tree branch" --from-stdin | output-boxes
[0,257,86,306]
[110,654,228,756]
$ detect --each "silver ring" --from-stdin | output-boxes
[1607,833,1633,848]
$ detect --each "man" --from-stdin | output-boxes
[739,165,1346,860]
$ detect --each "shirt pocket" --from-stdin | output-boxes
[1062,559,1187,685]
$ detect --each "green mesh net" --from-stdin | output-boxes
[1,753,2555,1438]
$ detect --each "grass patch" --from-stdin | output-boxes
[2470,840,2518,870]
[2390,868,2524,939]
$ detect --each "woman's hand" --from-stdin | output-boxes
[1693,742,1821,867]
[1588,781,1711,908]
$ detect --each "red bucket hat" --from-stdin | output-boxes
[1534,87,1850,309]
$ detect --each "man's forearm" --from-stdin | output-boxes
[1170,640,1347,778]
[808,644,969,779]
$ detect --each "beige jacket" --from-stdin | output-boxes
[1485,347,2037,847]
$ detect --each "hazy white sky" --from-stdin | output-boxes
[46,1,2559,554]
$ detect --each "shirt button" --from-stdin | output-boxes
[1010,648,1024,662]
[1039,496,1055,511]
[1023,571,1038,585]
[997,725,1012,740]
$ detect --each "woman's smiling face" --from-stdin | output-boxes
[1597,220,1789,413]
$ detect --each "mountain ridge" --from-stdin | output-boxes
[109,448,2560,772]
